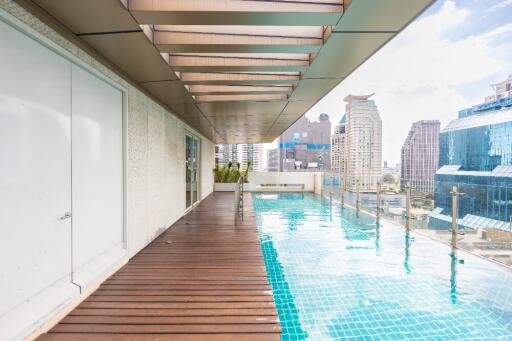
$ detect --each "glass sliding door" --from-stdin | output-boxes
[185,134,200,209]
[191,137,199,204]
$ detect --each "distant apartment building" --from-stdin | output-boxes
[240,144,262,171]
[431,76,512,229]
[266,148,279,172]
[274,114,331,171]
[216,144,263,171]
[400,120,440,193]
[343,94,382,192]
[331,115,347,173]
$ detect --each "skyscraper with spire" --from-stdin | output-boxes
[342,94,382,192]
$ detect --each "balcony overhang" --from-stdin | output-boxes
[28,0,435,143]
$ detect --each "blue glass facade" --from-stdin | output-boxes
[458,96,512,118]
[439,120,512,171]
[435,98,512,224]
[434,170,512,222]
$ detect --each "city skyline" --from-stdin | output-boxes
[215,144,263,171]
[263,0,512,166]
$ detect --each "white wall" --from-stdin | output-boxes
[201,139,215,200]
[247,171,320,192]
[0,3,215,340]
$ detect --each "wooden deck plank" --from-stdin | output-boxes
[69,308,278,317]
[61,316,279,324]
[51,323,280,333]
[36,192,280,340]
[37,333,280,341]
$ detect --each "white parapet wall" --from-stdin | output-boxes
[247,171,321,192]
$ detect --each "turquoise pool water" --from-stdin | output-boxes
[252,192,512,341]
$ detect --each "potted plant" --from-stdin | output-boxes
[214,161,251,191]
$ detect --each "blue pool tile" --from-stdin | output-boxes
[252,192,512,341]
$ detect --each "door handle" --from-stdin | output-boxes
[58,212,72,220]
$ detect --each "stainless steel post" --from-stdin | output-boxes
[356,179,360,212]
[340,174,345,207]
[329,175,333,205]
[451,186,458,248]
[376,181,381,224]
[405,182,411,230]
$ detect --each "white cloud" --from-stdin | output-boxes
[488,0,512,13]
[305,0,512,165]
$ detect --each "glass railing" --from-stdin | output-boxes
[321,172,512,267]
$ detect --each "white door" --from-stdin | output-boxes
[71,65,125,288]
[0,19,77,339]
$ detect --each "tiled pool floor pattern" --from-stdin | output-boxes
[252,193,512,341]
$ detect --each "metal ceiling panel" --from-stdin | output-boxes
[81,32,178,82]
[131,11,342,26]
[197,101,287,118]
[188,85,293,96]
[289,78,342,101]
[303,32,395,79]
[24,0,434,143]
[196,94,288,103]
[156,44,321,54]
[335,0,435,32]
[279,100,318,117]
[168,53,309,72]
[33,0,139,34]
[128,0,343,13]
[141,80,194,107]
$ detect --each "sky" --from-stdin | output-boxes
[263,0,512,167]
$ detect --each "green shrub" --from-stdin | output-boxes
[214,161,251,183]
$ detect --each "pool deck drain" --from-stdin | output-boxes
[37,192,281,341]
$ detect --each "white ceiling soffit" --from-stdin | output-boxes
[30,0,435,143]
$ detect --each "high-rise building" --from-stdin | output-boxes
[239,144,262,171]
[276,114,331,171]
[266,148,279,172]
[400,120,440,193]
[217,144,239,166]
[331,115,347,173]
[432,78,512,227]
[216,144,263,171]
[343,94,382,192]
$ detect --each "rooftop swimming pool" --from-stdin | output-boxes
[252,192,512,341]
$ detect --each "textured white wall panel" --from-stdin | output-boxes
[164,114,179,224]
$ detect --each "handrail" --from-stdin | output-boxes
[235,175,244,221]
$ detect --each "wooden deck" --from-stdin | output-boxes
[37,192,280,341]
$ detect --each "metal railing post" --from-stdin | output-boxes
[451,186,459,249]
[234,175,244,221]
[405,182,411,230]
[329,175,333,205]
[340,174,345,208]
[376,181,381,224]
[240,175,244,221]
[356,179,360,212]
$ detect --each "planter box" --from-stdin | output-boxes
[214,183,248,192]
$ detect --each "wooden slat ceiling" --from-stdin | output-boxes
[30,0,434,143]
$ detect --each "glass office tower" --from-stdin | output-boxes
[433,95,512,227]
